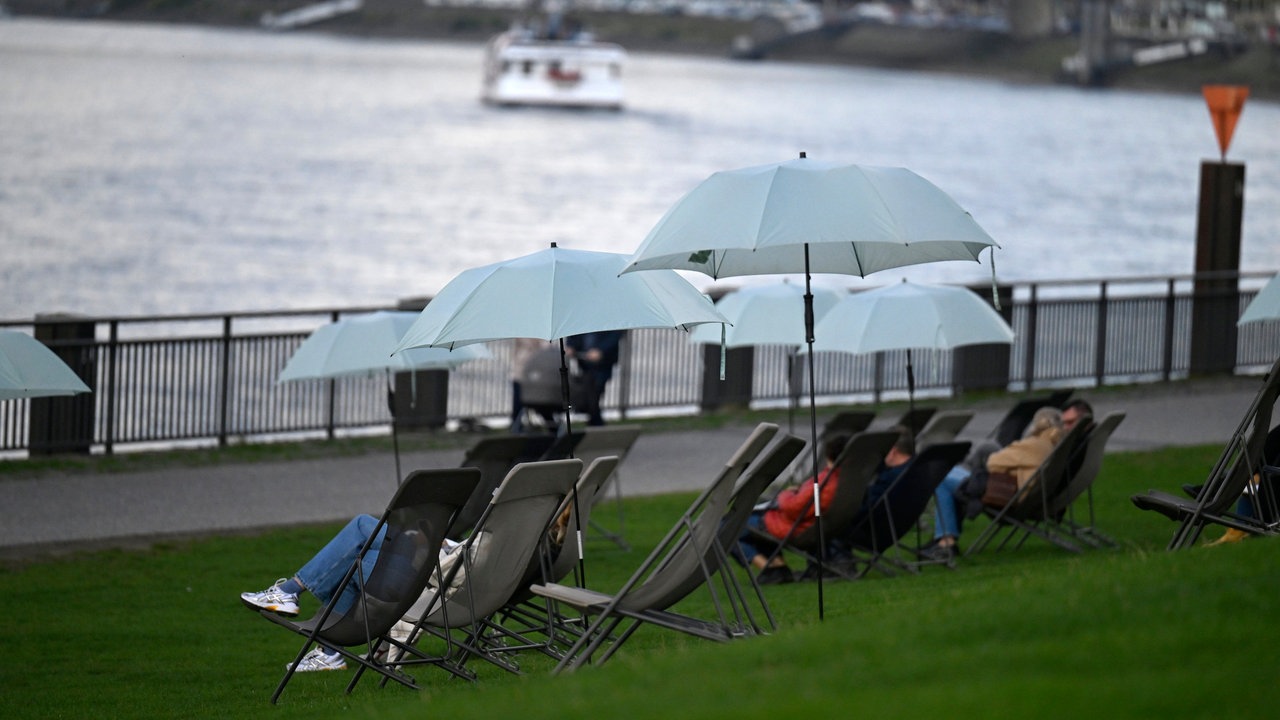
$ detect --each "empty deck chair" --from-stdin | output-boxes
[750,430,901,581]
[372,459,583,683]
[263,467,481,703]
[572,424,644,549]
[531,423,780,672]
[839,441,971,576]
[915,410,975,450]
[1132,356,1280,549]
[965,420,1093,555]
[820,411,876,444]
[894,406,937,436]
[454,433,557,534]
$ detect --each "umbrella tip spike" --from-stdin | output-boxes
[550,241,558,248]
[799,151,806,159]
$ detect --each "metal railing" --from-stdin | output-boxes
[2,271,1278,455]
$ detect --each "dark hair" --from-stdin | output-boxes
[823,433,852,463]
[1064,398,1094,418]
[890,425,915,456]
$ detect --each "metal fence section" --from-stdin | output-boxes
[2,272,1278,454]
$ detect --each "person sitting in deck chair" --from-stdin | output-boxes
[240,505,573,672]
[921,407,1065,562]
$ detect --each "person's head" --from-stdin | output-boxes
[1026,406,1064,444]
[1062,399,1094,433]
[823,432,852,467]
[885,425,915,468]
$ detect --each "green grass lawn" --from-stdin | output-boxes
[2,444,1277,719]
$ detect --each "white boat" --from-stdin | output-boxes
[481,24,626,110]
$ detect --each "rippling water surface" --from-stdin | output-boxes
[2,18,1278,319]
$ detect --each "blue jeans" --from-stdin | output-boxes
[933,466,971,540]
[736,512,778,564]
[295,514,387,615]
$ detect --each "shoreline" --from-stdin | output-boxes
[7,1,1279,102]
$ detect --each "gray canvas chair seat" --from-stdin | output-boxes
[262,467,481,704]
[838,441,971,575]
[531,423,780,672]
[571,424,644,549]
[372,459,582,682]
[453,434,558,534]
[1132,355,1280,549]
[965,420,1093,556]
[1046,412,1125,548]
[915,410,975,450]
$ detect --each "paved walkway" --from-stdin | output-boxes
[0,375,1265,559]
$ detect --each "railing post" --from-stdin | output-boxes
[617,332,631,420]
[1094,281,1109,386]
[1023,284,1039,391]
[105,320,118,455]
[1162,278,1177,381]
[218,315,232,447]
[873,352,884,404]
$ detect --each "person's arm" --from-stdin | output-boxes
[773,477,815,518]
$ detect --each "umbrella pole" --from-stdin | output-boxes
[906,348,916,431]
[386,374,402,488]
[558,337,586,585]
[802,244,825,622]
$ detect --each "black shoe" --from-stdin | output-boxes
[1182,483,1204,498]
[919,544,958,563]
[757,566,795,585]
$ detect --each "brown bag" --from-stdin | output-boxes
[981,471,1019,508]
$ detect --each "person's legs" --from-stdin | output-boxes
[294,514,387,614]
[932,466,970,543]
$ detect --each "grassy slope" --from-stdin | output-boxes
[2,443,1278,719]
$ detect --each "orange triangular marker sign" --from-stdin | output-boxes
[1202,85,1249,160]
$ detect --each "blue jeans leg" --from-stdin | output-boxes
[295,514,387,615]
[933,466,971,540]
[736,512,773,564]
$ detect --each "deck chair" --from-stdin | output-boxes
[894,406,937,436]
[915,410,975,450]
[838,441,972,576]
[1132,355,1280,549]
[263,467,481,703]
[530,422,780,672]
[820,411,876,444]
[751,430,901,581]
[965,420,1093,556]
[989,390,1074,447]
[370,458,583,683]
[1047,412,1126,548]
[492,455,622,656]
[571,424,644,549]
[454,433,557,534]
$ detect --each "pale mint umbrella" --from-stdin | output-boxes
[277,311,492,484]
[1237,273,1280,326]
[624,154,999,619]
[806,280,1015,414]
[0,329,92,401]
[689,280,845,433]
[395,242,727,582]
[277,311,490,382]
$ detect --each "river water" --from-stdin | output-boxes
[1,17,1278,320]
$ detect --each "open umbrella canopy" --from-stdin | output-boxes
[807,280,1014,355]
[624,158,998,279]
[394,244,727,353]
[1238,273,1280,326]
[0,329,92,401]
[688,281,845,347]
[277,311,490,383]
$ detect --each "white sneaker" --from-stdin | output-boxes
[240,578,300,617]
[287,647,347,672]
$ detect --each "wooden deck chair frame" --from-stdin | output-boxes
[839,441,972,576]
[750,430,900,581]
[1132,356,1280,549]
[369,459,583,683]
[263,467,481,704]
[531,423,780,672]
[965,420,1093,556]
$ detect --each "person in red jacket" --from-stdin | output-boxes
[735,432,852,585]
